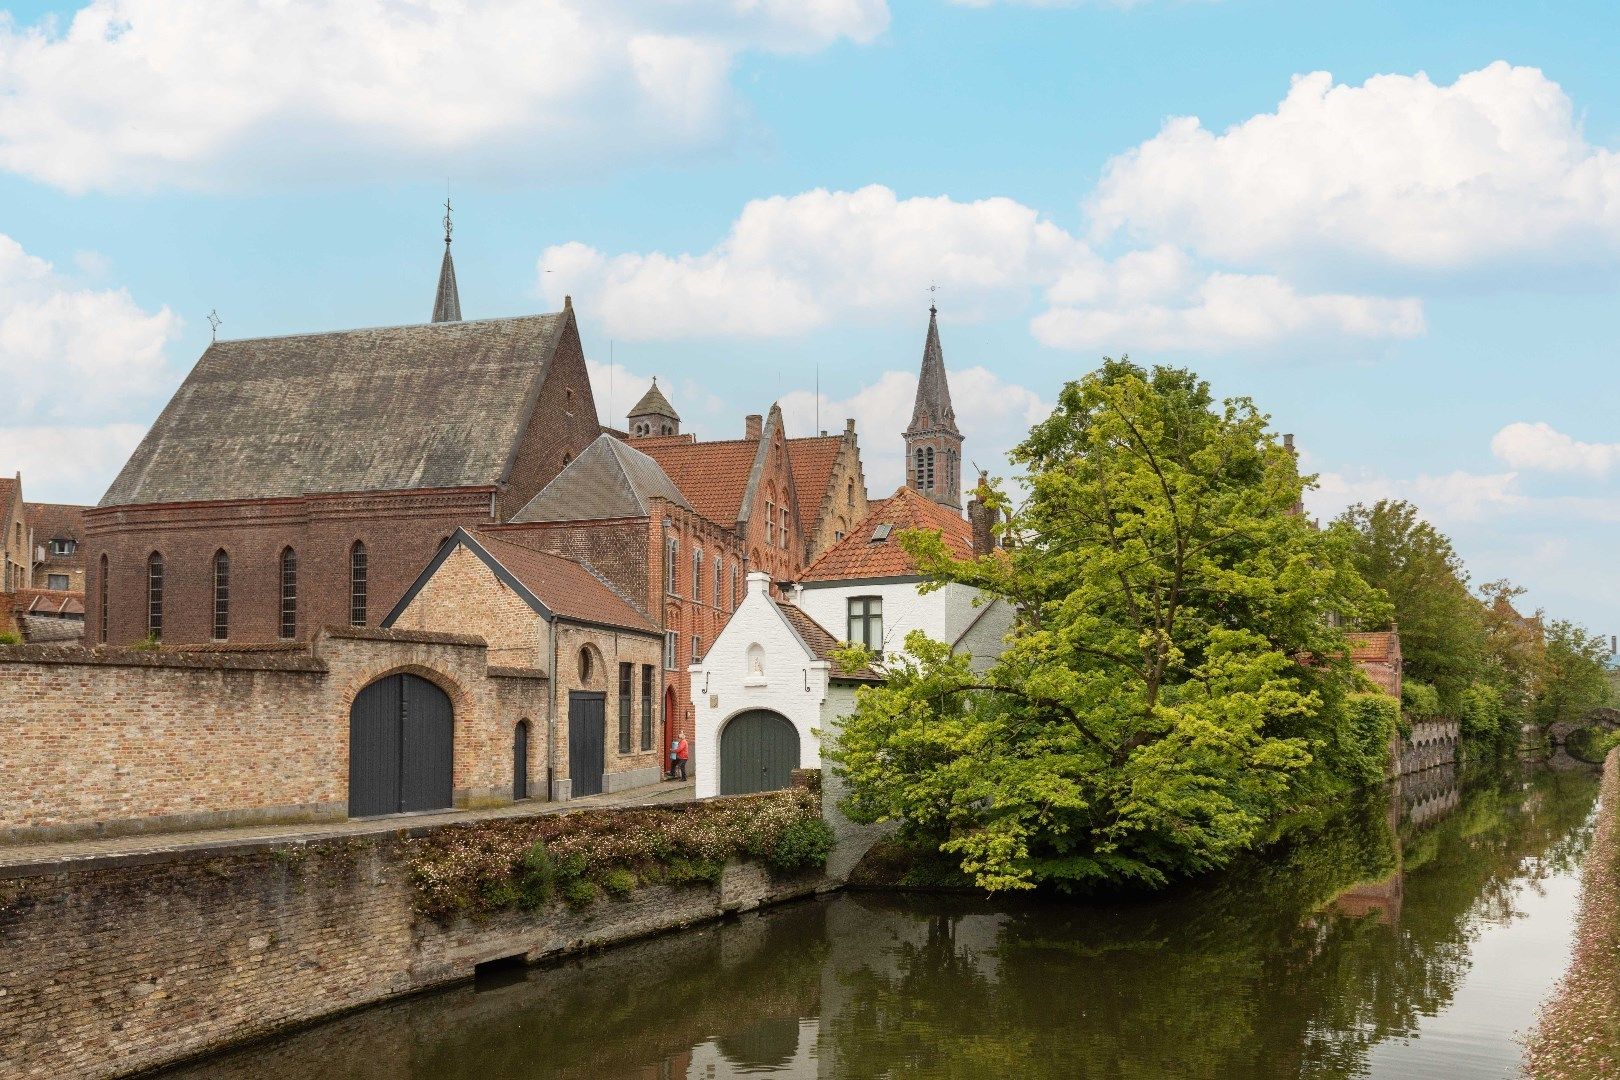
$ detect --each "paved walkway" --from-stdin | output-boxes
[0,778,697,875]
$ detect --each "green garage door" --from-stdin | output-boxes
[720,710,800,796]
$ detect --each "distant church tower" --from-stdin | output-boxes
[432,198,462,323]
[627,377,681,438]
[904,303,964,510]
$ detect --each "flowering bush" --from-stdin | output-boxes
[406,787,826,921]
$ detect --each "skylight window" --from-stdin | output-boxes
[869,523,893,543]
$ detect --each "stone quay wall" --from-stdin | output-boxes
[0,627,549,842]
[0,809,825,1079]
[1400,719,1460,776]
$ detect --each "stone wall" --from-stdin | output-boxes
[1400,719,1460,776]
[0,810,824,1079]
[0,627,549,841]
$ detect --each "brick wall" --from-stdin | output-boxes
[803,425,872,561]
[493,310,603,522]
[84,488,494,646]
[0,812,824,1080]
[388,544,542,666]
[0,627,549,841]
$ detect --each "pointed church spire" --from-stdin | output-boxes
[904,302,965,510]
[432,198,462,323]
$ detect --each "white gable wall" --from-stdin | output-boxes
[795,578,1006,670]
[690,572,828,799]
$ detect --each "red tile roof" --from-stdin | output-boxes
[637,436,762,526]
[25,502,88,544]
[786,435,843,518]
[13,588,85,616]
[800,486,973,582]
[1346,630,1398,663]
[466,529,657,636]
[774,600,883,681]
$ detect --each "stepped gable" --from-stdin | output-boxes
[0,475,17,524]
[772,599,884,681]
[100,313,568,507]
[800,485,973,582]
[511,433,691,523]
[460,528,656,634]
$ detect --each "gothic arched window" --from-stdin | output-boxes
[212,550,230,641]
[349,541,368,627]
[145,552,163,640]
[279,547,298,640]
[925,447,936,491]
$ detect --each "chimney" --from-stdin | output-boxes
[967,470,997,557]
[1283,433,1295,453]
[845,417,856,436]
[745,414,763,441]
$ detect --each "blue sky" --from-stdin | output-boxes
[1,0,1617,635]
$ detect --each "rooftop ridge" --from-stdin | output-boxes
[207,310,562,347]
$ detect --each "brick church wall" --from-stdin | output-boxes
[0,627,548,842]
[493,311,605,523]
[85,488,494,646]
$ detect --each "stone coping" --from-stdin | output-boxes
[0,642,327,673]
[487,665,550,680]
[321,624,486,647]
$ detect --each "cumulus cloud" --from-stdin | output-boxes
[779,365,1049,494]
[1491,421,1620,477]
[0,233,180,423]
[1090,62,1620,269]
[0,0,889,192]
[1307,467,1525,525]
[542,185,1422,352]
[0,423,149,505]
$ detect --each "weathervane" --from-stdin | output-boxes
[442,197,453,246]
[207,309,221,342]
[928,282,939,313]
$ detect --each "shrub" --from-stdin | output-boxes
[601,868,637,898]
[129,634,162,652]
[562,878,598,908]
[1342,693,1399,786]
[769,815,835,873]
[1401,680,1440,718]
[0,632,20,646]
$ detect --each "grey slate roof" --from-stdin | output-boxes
[510,433,691,523]
[907,305,961,436]
[100,313,568,507]
[628,378,680,422]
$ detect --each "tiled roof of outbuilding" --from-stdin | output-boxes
[26,502,86,544]
[15,588,85,616]
[800,485,972,582]
[100,313,569,507]
[464,529,657,635]
[773,600,884,681]
[19,614,83,643]
[1346,630,1400,663]
[511,434,691,523]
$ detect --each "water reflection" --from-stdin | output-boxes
[170,766,1597,1080]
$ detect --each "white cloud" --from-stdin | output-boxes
[1090,62,1620,269]
[1307,467,1525,525]
[543,185,1422,352]
[1491,421,1620,477]
[0,0,889,192]
[0,233,180,423]
[779,365,1048,494]
[0,423,148,505]
[1035,245,1424,351]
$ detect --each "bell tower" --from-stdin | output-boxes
[904,303,964,510]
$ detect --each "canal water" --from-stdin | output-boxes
[173,765,1598,1080]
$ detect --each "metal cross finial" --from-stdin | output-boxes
[442,197,453,245]
[207,309,221,341]
[928,282,939,314]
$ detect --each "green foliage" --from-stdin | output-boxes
[1336,500,1483,712]
[406,788,828,921]
[1340,693,1398,786]
[1401,680,1440,718]
[769,816,835,872]
[830,359,1387,893]
[129,634,162,651]
[1458,682,1516,754]
[0,632,20,646]
[1531,619,1613,730]
[601,868,636,898]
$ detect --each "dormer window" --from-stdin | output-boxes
[50,539,76,556]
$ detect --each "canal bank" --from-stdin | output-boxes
[161,762,1598,1079]
[1524,748,1620,1079]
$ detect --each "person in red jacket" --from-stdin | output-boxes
[673,731,690,782]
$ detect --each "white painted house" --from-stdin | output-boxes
[691,484,1013,801]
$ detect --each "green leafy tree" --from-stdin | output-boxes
[1530,618,1613,730]
[1334,500,1483,712]
[829,360,1387,892]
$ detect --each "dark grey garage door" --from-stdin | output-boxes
[569,692,606,798]
[720,710,799,796]
[348,673,454,817]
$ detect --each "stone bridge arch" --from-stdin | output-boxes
[1548,706,1620,767]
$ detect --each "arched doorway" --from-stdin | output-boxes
[719,710,799,796]
[513,719,531,800]
[348,673,454,817]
